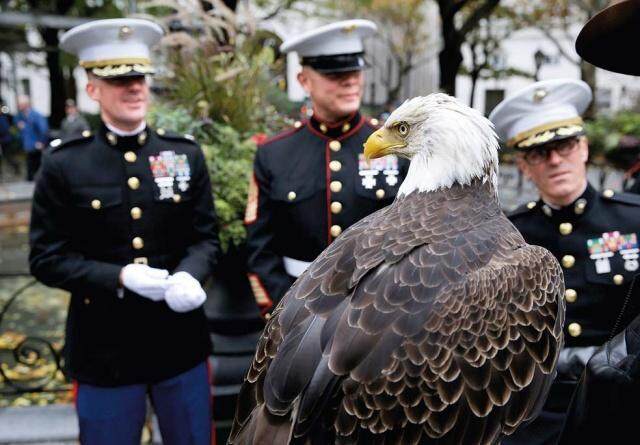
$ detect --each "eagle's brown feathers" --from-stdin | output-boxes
[229,179,564,445]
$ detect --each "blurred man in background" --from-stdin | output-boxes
[60,98,90,139]
[15,96,48,181]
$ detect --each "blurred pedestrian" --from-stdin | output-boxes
[60,98,90,139]
[15,96,48,181]
[29,18,220,445]
[0,104,20,180]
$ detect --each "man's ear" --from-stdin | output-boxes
[516,155,532,180]
[296,68,312,95]
[85,75,100,101]
[579,137,589,163]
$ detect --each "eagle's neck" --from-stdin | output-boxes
[397,150,499,198]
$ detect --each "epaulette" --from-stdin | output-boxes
[258,122,305,147]
[155,128,198,145]
[601,188,640,206]
[49,129,94,152]
[507,200,538,218]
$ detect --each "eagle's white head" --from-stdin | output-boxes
[364,93,500,197]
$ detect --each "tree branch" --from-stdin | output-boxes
[536,26,580,65]
[460,0,501,37]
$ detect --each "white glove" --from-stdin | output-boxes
[120,264,170,301]
[164,272,206,313]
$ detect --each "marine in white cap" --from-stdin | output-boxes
[29,18,220,443]
[575,0,640,194]
[244,19,408,316]
[558,3,640,442]
[491,79,640,445]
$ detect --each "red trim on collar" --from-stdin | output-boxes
[257,122,306,147]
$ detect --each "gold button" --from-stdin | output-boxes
[559,223,573,236]
[565,289,577,303]
[614,274,624,285]
[330,160,342,172]
[574,198,587,215]
[82,130,92,138]
[293,121,302,128]
[562,255,575,269]
[603,189,614,198]
[124,151,137,163]
[568,322,582,337]
[319,123,328,133]
[342,123,351,133]
[264,312,272,320]
[330,181,343,193]
[287,191,296,201]
[132,237,144,250]
[128,177,140,190]
[91,199,101,210]
[329,140,341,152]
[330,225,342,237]
[526,201,536,209]
[157,128,166,136]
[172,194,181,203]
[130,207,142,220]
[370,118,379,126]
[84,298,90,305]
[376,189,385,199]
[331,201,342,214]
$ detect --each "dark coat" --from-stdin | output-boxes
[559,311,640,444]
[504,183,640,444]
[29,123,220,386]
[244,112,408,311]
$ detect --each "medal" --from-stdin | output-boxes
[618,233,639,272]
[149,150,191,200]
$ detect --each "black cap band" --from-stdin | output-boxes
[301,52,368,74]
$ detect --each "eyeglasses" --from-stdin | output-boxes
[523,137,580,165]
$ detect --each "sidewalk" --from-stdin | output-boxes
[0,404,163,444]
[0,404,77,444]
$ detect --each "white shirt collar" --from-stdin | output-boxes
[105,121,146,136]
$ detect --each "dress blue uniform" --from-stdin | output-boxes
[244,20,408,314]
[29,19,219,444]
[491,79,640,444]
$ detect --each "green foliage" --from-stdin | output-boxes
[148,103,257,252]
[586,112,640,167]
[142,0,292,251]
[165,46,285,135]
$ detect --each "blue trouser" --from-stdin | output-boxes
[75,361,213,445]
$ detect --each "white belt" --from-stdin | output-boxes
[283,256,312,277]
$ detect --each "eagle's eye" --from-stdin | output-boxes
[397,122,410,137]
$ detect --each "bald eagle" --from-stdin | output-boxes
[229,94,565,444]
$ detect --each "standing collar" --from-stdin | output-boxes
[539,182,595,220]
[105,121,147,136]
[99,121,149,149]
[308,111,362,139]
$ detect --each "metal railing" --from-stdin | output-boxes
[0,274,70,396]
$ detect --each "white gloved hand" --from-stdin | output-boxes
[120,264,170,301]
[164,271,206,313]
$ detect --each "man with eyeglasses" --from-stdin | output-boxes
[490,78,640,444]
[244,20,408,317]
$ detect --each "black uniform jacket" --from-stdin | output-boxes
[559,311,640,444]
[508,183,640,410]
[244,112,408,311]
[29,123,220,386]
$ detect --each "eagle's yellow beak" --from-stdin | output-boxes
[363,127,407,160]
